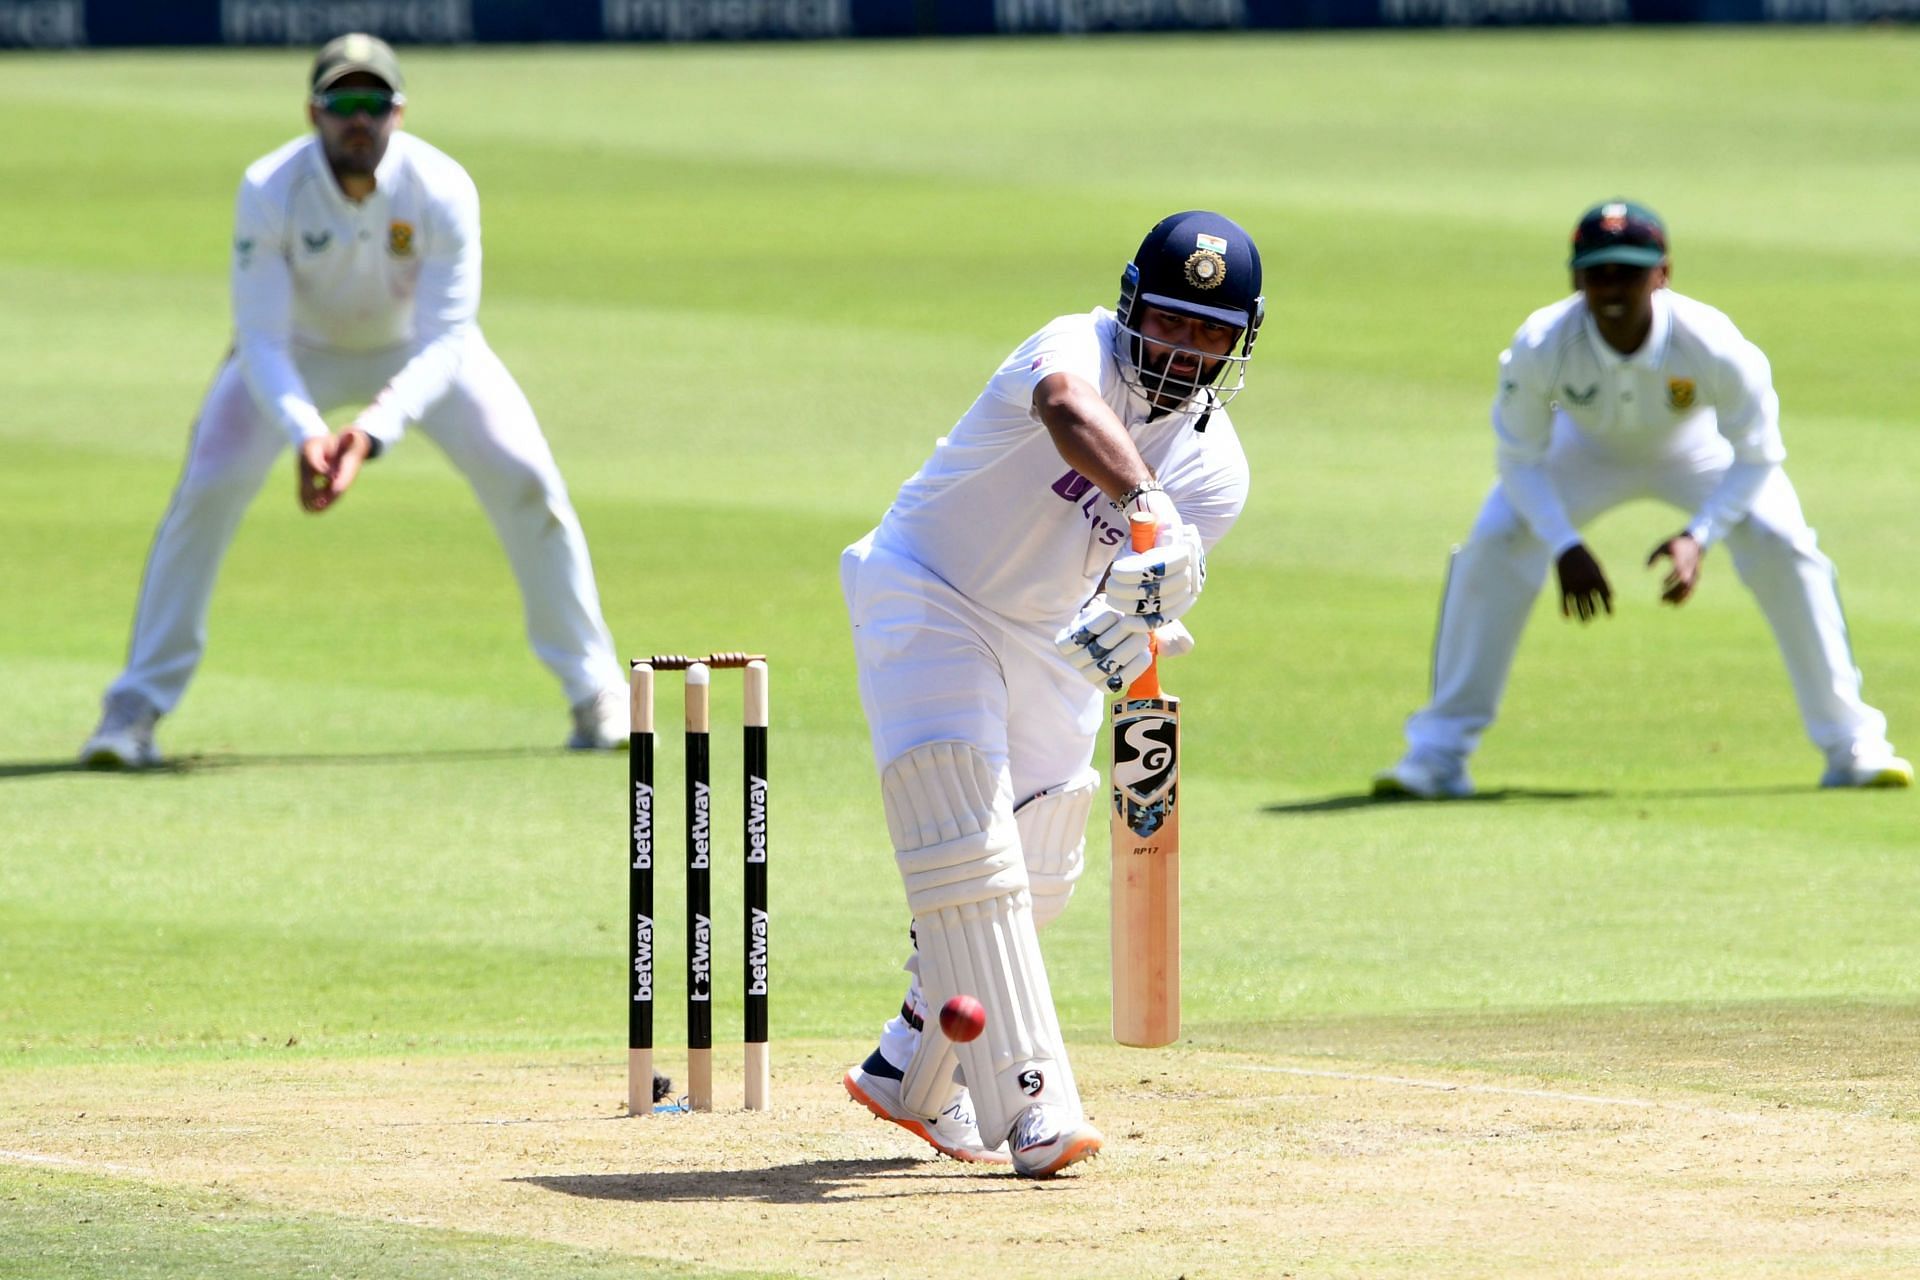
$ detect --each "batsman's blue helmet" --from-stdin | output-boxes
[1115,210,1264,408]
[1119,210,1264,336]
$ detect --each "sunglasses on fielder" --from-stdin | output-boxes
[313,88,403,119]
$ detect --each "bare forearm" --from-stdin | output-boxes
[1033,373,1150,502]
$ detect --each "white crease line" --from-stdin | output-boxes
[1225,1063,1658,1109]
[0,1149,150,1175]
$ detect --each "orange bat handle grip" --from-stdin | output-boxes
[1125,512,1161,699]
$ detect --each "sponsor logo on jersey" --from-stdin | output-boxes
[1051,468,1095,503]
[1018,1068,1045,1097]
[1561,383,1597,406]
[1667,377,1695,410]
[1183,249,1227,290]
[1051,468,1127,546]
[301,230,331,254]
[388,220,414,257]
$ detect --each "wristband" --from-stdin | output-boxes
[1117,479,1163,509]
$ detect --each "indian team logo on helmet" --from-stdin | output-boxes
[388,220,415,257]
[1667,377,1696,410]
[1183,249,1227,290]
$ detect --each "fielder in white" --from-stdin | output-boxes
[840,211,1264,1176]
[81,34,628,769]
[1377,199,1908,800]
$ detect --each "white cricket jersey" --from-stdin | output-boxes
[230,131,482,447]
[873,308,1250,628]
[1492,288,1787,552]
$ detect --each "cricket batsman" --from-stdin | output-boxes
[82,34,629,768]
[839,211,1265,1175]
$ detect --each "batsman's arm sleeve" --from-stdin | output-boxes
[1492,346,1581,557]
[1687,338,1787,548]
[1159,418,1249,553]
[230,179,330,448]
[353,168,483,449]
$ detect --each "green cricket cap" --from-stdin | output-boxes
[1569,199,1668,270]
[311,33,405,96]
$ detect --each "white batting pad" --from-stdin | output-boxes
[1015,768,1097,929]
[880,741,1081,1146]
[899,1022,962,1118]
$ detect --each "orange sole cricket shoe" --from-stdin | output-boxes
[1010,1104,1104,1178]
[844,1056,1010,1166]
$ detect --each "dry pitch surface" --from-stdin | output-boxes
[6,1041,1920,1278]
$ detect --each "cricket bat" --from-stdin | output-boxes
[1110,512,1181,1048]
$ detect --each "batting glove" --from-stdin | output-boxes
[1055,597,1154,693]
[1153,618,1195,659]
[1106,522,1205,627]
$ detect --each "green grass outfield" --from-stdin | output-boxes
[2,29,1918,1278]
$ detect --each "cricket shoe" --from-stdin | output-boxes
[566,686,630,751]
[80,691,162,770]
[843,1052,1010,1166]
[1820,747,1913,790]
[1372,753,1474,800]
[1009,1102,1104,1179]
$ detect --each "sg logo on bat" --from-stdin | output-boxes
[1112,703,1179,838]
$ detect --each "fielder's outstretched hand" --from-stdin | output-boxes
[1555,543,1613,623]
[1106,523,1206,627]
[1646,532,1702,606]
[1055,597,1153,693]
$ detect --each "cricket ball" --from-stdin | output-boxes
[939,994,987,1043]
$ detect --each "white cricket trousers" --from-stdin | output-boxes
[108,335,623,714]
[1404,435,1891,764]
[839,530,1103,800]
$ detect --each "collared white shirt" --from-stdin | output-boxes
[1491,289,1786,551]
[875,308,1250,628]
[230,131,481,447]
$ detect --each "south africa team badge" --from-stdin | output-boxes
[1667,377,1696,410]
[388,220,415,257]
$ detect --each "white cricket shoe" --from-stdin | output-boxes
[1820,747,1913,790]
[80,691,162,770]
[1372,753,1475,800]
[843,1054,1010,1166]
[566,686,629,751]
[1009,1102,1104,1179]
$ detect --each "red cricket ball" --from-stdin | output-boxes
[939,993,987,1043]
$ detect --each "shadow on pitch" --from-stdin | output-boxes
[0,746,576,782]
[516,1157,1022,1205]
[1265,782,1813,814]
